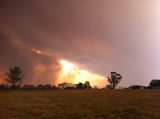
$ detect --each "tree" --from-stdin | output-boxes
[84,81,92,89]
[23,85,35,89]
[43,84,52,89]
[58,82,75,89]
[5,66,23,88]
[93,86,98,89]
[0,84,9,90]
[76,82,84,89]
[37,84,43,89]
[128,85,145,89]
[107,72,122,89]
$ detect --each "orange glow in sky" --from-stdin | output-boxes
[59,59,106,88]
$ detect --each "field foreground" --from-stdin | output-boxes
[0,89,160,119]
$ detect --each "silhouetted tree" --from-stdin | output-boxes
[52,85,57,89]
[37,85,43,89]
[0,84,9,90]
[128,85,145,89]
[43,84,52,89]
[84,81,92,89]
[58,82,75,89]
[106,85,112,89]
[107,72,122,89]
[76,82,84,89]
[5,66,23,88]
[23,85,35,89]
[93,86,98,89]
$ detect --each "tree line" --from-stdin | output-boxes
[1,66,123,90]
[1,66,160,90]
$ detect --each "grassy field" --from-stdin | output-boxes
[0,89,160,119]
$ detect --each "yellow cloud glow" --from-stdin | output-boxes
[60,60,76,72]
[59,59,106,88]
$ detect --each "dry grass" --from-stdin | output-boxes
[0,89,160,119]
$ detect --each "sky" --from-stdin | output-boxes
[1,0,160,87]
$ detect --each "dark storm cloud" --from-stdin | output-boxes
[0,0,160,86]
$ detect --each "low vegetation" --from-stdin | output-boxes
[0,89,160,119]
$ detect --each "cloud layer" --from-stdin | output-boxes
[1,0,160,86]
